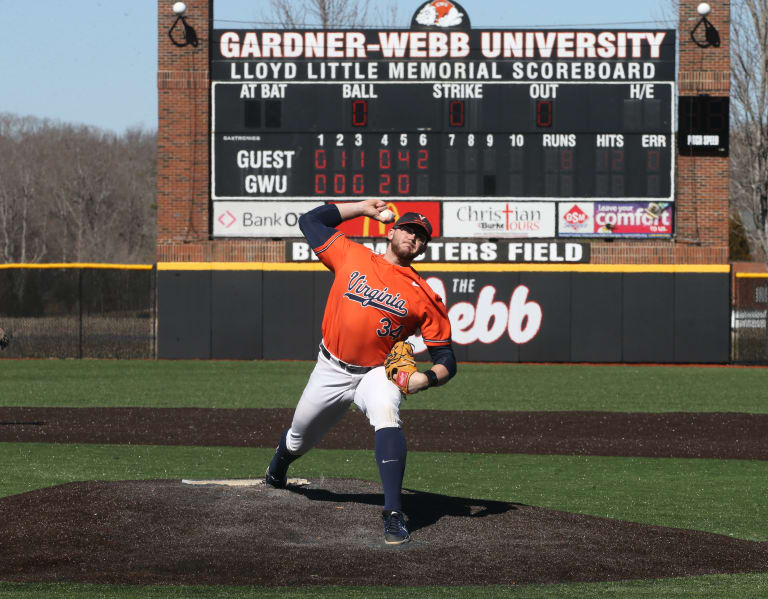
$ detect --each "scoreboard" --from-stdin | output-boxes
[213,81,672,200]
[211,24,676,240]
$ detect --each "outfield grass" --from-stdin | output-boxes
[2,359,767,598]
[1,574,768,599]
[2,359,768,412]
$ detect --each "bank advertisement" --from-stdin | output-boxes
[213,201,323,237]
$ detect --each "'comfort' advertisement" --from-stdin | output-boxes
[558,202,673,237]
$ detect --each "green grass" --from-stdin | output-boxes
[2,575,768,598]
[2,359,768,597]
[2,359,768,412]
[3,443,766,541]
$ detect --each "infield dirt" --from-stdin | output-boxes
[2,407,767,459]
[2,407,768,586]
[2,478,768,586]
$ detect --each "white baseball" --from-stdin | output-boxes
[379,209,395,222]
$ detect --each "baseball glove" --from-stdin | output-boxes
[0,328,9,351]
[384,341,417,394]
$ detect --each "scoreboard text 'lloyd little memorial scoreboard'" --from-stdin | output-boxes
[210,2,676,241]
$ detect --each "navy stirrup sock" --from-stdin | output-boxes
[375,427,407,512]
[268,429,300,480]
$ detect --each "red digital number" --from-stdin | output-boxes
[314,149,327,169]
[352,100,368,127]
[417,149,429,169]
[601,150,610,170]
[354,149,365,169]
[334,174,345,194]
[647,150,660,171]
[379,149,391,169]
[352,173,364,194]
[379,174,391,195]
[537,101,553,127]
[449,100,465,127]
[314,174,327,195]
[612,150,625,170]
[599,150,624,171]
[560,149,573,170]
[397,174,410,194]
[397,150,410,168]
[339,150,347,169]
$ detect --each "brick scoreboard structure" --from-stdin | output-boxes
[672,0,730,264]
[156,0,731,265]
[157,0,281,262]
[156,1,732,363]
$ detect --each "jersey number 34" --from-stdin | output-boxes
[377,317,404,339]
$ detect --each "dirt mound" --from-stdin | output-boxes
[1,479,766,586]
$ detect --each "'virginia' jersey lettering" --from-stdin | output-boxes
[345,272,408,317]
[312,234,451,367]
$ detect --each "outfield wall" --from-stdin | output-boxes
[157,263,730,363]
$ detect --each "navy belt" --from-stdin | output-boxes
[320,343,373,375]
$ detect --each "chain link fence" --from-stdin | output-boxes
[0,265,156,359]
[732,273,768,364]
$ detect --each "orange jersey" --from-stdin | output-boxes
[314,232,452,367]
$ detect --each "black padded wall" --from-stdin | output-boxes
[158,268,730,364]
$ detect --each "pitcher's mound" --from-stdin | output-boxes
[1,478,767,586]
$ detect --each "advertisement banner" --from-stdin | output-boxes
[443,201,556,238]
[332,201,441,238]
[558,201,673,237]
[213,201,323,237]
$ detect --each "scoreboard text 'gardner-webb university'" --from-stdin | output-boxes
[210,22,676,241]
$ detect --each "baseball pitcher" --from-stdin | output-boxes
[265,199,457,544]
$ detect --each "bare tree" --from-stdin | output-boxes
[657,0,679,26]
[730,0,768,261]
[267,0,400,28]
[0,114,157,264]
[0,114,48,264]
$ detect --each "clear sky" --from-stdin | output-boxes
[0,0,672,135]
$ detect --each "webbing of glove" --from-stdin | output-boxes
[384,341,418,394]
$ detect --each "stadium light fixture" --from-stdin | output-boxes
[168,2,199,48]
[690,3,720,48]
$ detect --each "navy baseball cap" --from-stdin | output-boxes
[393,212,433,241]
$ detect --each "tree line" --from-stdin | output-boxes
[0,114,156,264]
[729,0,768,261]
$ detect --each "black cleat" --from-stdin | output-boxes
[382,510,411,545]
[264,468,287,489]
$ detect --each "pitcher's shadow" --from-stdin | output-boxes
[288,484,522,533]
